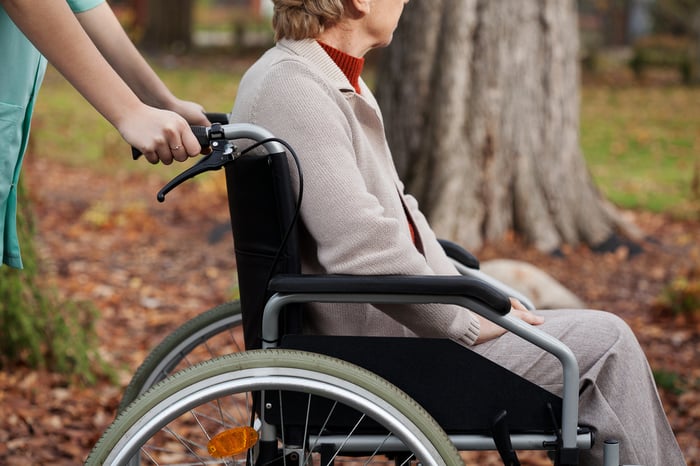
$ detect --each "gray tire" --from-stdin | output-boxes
[119,301,243,411]
[88,350,462,466]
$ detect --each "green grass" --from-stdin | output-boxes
[580,85,700,219]
[653,369,685,395]
[31,59,700,218]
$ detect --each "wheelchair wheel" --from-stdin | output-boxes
[87,350,462,466]
[119,301,243,411]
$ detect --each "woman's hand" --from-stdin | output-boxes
[166,99,211,127]
[474,298,544,345]
[118,105,203,165]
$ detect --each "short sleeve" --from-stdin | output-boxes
[67,0,104,13]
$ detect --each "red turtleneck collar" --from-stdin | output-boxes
[318,41,365,94]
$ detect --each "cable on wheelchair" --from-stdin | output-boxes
[136,118,304,290]
[236,137,305,296]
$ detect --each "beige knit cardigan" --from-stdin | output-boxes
[231,39,481,346]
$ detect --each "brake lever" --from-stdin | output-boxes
[156,140,236,202]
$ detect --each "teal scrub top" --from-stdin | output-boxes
[0,0,104,268]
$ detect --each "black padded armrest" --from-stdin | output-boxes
[268,274,511,315]
[438,239,480,269]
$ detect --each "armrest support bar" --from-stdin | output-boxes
[438,239,480,269]
[436,239,536,311]
[456,267,537,311]
[268,274,512,315]
[262,276,580,451]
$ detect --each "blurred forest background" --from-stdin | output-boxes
[0,0,699,464]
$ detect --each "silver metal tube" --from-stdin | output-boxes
[220,123,287,153]
[307,432,593,453]
[452,261,536,311]
[604,439,620,466]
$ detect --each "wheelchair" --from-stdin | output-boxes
[116,115,535,411]
[86,121,627,466]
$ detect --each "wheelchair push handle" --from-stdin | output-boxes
[142,116,287,202]
[130,112,230,160]
[201,112,230,125]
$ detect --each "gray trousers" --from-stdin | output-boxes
[472,309,686,466]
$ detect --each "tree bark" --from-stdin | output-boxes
[376,0,631,253]
[141,0,193,53]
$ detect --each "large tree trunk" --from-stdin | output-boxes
[141,0,193,53]
[376,0,633,253]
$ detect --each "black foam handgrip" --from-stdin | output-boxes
[190,125,209,148]
[205,112,229,124]
[130,111,227,160]
[131,125,210,160]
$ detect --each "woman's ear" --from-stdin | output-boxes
[348,0,371,15]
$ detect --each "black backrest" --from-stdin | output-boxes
[225,151,301,350]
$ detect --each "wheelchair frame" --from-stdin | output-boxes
[86,122,629,466]
[262,286,583,455]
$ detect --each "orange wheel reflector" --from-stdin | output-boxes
[207,426,259,458]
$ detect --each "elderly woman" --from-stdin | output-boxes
[231,1,685,464]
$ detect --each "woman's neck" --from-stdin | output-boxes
[316,25,372,58]
[318,40,365,94]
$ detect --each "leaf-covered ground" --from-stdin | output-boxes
[1,156,698,465]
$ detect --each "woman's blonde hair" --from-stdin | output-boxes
[272,0,346,41]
